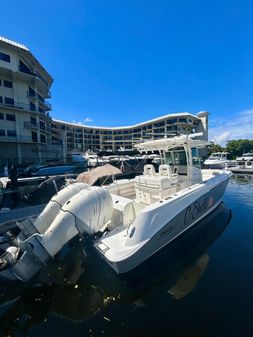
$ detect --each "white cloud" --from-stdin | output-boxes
[83,117,94,123]
[71,117,94,125]
[209,109,253,146]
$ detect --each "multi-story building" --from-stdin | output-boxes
[0,36,63,167]
[54,111,208,154]
[0,36,209,166]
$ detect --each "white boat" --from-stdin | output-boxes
[0,134,232,281]
[235,153,253,169]
[204,152,230,169]
[88,155,104,167]
[236,152,253,161]
[85,152,109,167]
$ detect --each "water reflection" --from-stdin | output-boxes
[230,173,253,185]
[0,202,232,335]
[227,174,253,208]
[168,254,209,299]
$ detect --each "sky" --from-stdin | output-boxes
[0,0,253,145]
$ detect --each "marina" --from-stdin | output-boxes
[1,4,253,336]
[0,134,231,281]
[0,174,252,336]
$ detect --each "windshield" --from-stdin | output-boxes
[210,153,221,158]
[191,147,201,167]
[164,147,187,166]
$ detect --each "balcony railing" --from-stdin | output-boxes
[27,92,52,110]
[24,121,39,129]
[0,100,52,118]
[40,126,52,134]
[0,135,62,146]
[38,98,52,111]
[0,135,32,143]
[18,66,49,87]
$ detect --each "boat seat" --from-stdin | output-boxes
[109,194,136,229]
[135,174,177,205]
[159,164,179,184]
[105,179,136,198]
[144,164,156,176]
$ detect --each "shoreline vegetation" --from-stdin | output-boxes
[209,139,253,159]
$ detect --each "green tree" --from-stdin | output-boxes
[225,139,253,159]
[207,142,225,156]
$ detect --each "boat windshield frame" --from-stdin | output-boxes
[136,136,208,182]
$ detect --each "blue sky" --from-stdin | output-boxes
[1,0,253,144]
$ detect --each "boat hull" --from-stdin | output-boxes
[100,175,230,274]
[204,160,228,169]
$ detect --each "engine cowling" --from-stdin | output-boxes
[34,182,89,234]
[40,186,113,258]
[1,186,113,282]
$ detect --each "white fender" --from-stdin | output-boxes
[34,182,89,234]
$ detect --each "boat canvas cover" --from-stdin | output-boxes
[76,164,122,185]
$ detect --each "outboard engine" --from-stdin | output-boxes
[18,182,89,241]
[0,186,113,282]
[39,186,113,257]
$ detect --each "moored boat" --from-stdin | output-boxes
[0,134,232,281]
[226,152,253,173]
[204,152,230,169]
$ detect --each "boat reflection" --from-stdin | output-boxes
[168,254,209,299]
[232,173,253,184]
[0,202,231,335]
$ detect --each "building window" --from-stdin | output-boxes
[0,96,2,104]
[38,94,44,103]
[5,97,14,106]
[0,129,5,136]
[6,114,16,121]
[30,102,36,112]
[32,131,37,142]
[28,87,35,97]
[3,80,13,88]
[31,117,36,125]
[0,112,3,119]
[40,134,46,143]
[167,118,177,124]
[19,60,32,74]
[40,121,45,130]
[0,79,2,86]
[7,130,16,137]
[179,118,187,123]
[0,52,10,63]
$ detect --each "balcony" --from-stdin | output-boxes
[40,126,52,134]
[0,100,52,119]
[27,92,52,111]
[38,98,51,111]
[0,135,32,143]
[24,121,39,129]
[17,66,51,97]
[19,66,49,86]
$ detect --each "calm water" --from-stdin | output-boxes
[1,174,253,337]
